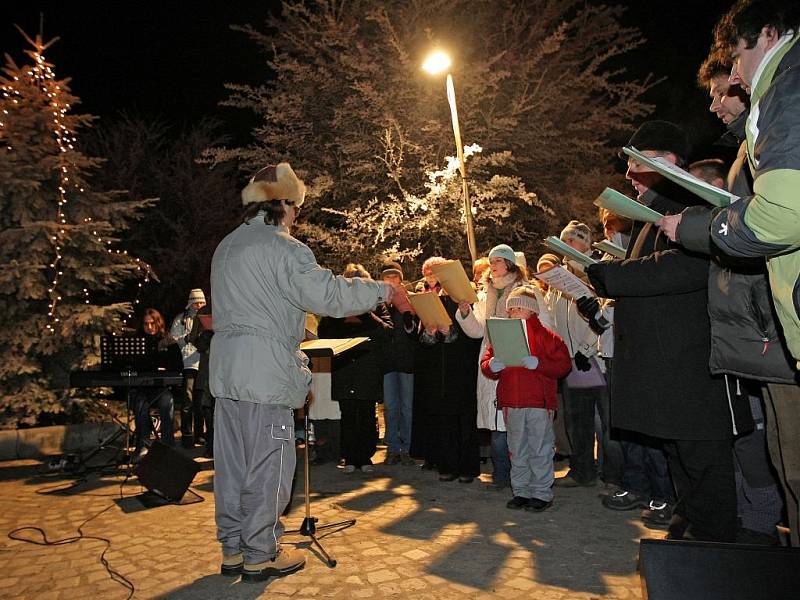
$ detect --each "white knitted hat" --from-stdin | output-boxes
[506,286,539,314]
[559,220,593,249]
[187,288,206,307]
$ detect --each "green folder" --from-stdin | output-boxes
[544,236,597,268]
[593,239,627,259]
[486,318,530,367]
[594,188,664,224]
[623,146,738,207]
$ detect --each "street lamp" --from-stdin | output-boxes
[422,50,478,262]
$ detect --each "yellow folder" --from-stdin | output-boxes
[430,260,479,304]
[407,292,453,330]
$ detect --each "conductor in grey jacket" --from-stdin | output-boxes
[210,163,393,582]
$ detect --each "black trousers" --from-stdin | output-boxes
[663,438,737,542]
[178,369,203,442]
[311,419,341,464]
[432,413,480,478]
[198,388,215,454]
[561,384,604,484]
[339,399,377,468]
[410,390,435,464]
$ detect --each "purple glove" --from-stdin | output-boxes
[521,355,539,370]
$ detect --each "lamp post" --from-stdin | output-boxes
[422,50,478,262]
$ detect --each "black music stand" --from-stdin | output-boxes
[284,337,369,568]
[101,336,156,469]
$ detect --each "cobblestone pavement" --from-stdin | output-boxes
[0,446,652,599]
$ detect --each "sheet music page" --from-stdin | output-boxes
[534,265,595,300]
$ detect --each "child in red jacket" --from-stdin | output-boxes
[481,286,572,511]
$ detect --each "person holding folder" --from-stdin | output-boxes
[457,244,550,491]
[587,123,741,543]
[414,257,482,483]
[481,287,572,512]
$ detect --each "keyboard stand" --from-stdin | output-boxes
[72,370,137,474]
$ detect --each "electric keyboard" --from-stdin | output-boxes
[70,370,184,388]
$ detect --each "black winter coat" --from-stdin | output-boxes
[587,182,734,441]
[318,309,391,402]
[413,295,481,416]
[380,305,416,374]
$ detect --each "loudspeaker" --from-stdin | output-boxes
[639,538,800,600]
[135,441,200,503]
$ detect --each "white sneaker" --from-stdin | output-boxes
[343,464,356,473]
[360,464,375,473]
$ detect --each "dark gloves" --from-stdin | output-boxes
[585,262,609,298]
[574,352,592,372]
[576,295,611,336]
[576,296,599,320]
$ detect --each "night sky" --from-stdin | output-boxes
[3,0,736,155]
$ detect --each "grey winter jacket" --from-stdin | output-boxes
[209,218,384,408]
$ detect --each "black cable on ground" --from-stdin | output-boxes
[33,467,143,499]
[14,452,206,599]
[8,504,135,600]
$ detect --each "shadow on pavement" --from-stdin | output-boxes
[155,573,270,599]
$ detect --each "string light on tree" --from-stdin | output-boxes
[2,31,154,333]
[1,29,161,427]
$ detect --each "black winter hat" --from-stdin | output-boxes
[380,260,404,280]
[620,120,691,163]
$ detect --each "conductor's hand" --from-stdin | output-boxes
[458,300,471,318]
[575,296,599,320]
[521,355,540,370]
[489,357,506,373]
[658,213,682,242]
[574,352,592,372]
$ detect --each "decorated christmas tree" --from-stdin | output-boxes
[0,31,153,427]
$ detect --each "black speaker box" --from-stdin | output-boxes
[639,538,800,600]
[135,441,200,502]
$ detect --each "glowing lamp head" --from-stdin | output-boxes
[422,51,451,75]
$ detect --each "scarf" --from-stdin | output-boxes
[485,272,523,319]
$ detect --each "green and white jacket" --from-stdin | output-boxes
[711,32,800,369]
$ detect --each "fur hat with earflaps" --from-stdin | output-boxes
[241,163,306,207]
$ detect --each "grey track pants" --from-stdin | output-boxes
[214,397,295,563]
[505,407,556,502]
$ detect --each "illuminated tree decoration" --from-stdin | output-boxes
[0,30,154,427]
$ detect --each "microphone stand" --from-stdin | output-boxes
[284,339,367,568]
